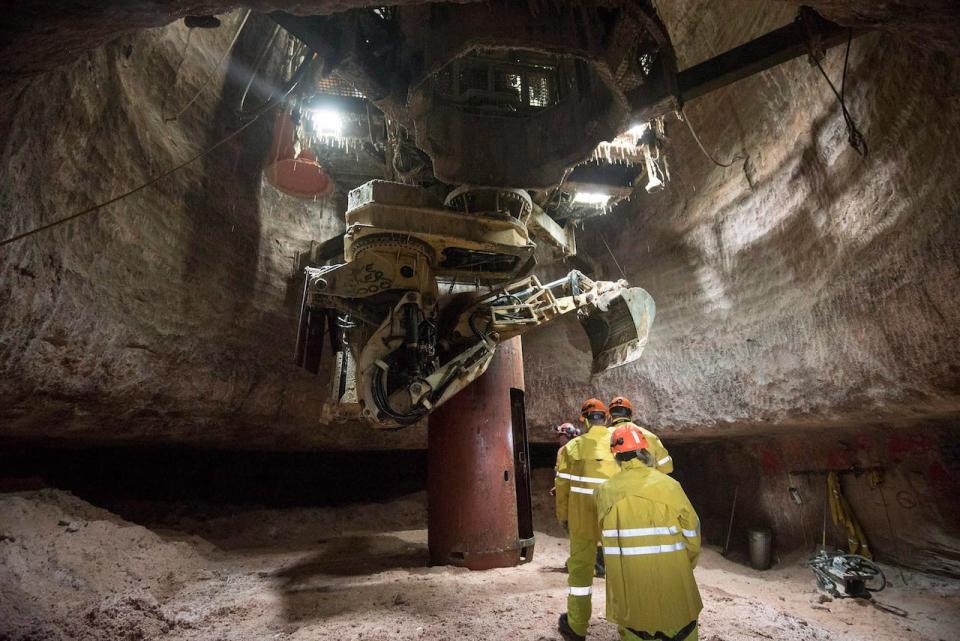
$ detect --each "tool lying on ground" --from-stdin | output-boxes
[808,550,885,598]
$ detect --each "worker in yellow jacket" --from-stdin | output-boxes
[555,398,620,641]
[596,423,702,641]
[609,396,674,474]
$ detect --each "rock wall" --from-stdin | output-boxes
[1,2,959,449]
[0,14,401,449]
[524,4,960,440]
[669,422,960,576]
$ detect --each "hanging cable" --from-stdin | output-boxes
[235,49,314,122]
[164,10,251,123]
[0,54,316,250]
[811,29,867,157]
[679,107,745,168]
[0,121,259,249]
[237,24,282,115]
[599,231,627,280]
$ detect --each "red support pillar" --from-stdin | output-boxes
[427,336,535,570]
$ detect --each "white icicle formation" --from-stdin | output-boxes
[303,131,365,162]
[592,133,645,166]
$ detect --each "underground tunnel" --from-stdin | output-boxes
[1,1,959,640]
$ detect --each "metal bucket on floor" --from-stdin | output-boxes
[748,528,772,570]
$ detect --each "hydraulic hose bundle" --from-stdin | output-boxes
[808,550,885,598]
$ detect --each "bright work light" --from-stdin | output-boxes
[310,108,344,136]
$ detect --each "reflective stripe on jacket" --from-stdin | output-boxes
[555,424,620,540]
[611,419,674,474]
[595,459,702,633]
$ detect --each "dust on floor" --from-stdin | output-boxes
[1,488,958,641]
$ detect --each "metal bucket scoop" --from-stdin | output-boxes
[579,286,656,374]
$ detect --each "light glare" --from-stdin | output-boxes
[573,191,611,206]
[310,108,344,135]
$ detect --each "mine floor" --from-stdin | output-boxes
[2,477,958,641]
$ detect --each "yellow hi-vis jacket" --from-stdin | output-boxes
[596,459,702,633]
[611,418,674,474]
[555,424,620,540]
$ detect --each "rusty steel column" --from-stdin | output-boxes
[428,336,534,570]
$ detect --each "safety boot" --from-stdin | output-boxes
[558,613,586,641]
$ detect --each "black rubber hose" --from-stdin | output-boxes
[371,366,426,426]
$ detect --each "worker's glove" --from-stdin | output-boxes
[549,486,557,496]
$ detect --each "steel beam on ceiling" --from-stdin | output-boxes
[677,9,855,104]
[631,9,859,121]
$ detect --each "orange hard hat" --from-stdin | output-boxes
[610,424,649,455]
[580,398,609,418]
[609,396,633,416]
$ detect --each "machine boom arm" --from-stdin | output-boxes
[293,183,656,429]
[408,271,656,418]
